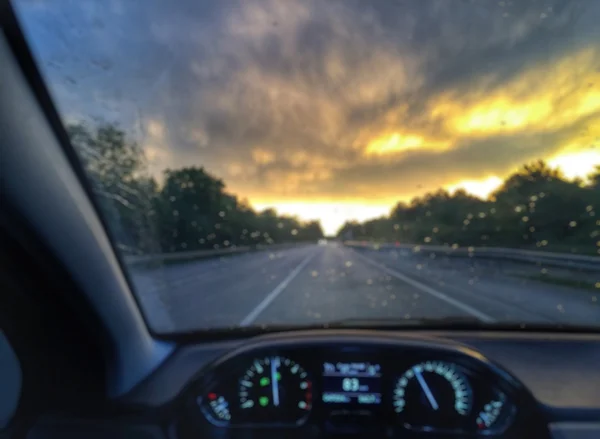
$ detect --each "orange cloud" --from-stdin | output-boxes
[251,148,276,165]
[432,49,600,136]
[364,133,450,156]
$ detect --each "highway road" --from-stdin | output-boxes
[130,243,600,333]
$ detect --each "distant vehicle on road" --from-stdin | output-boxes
[318,239,328,246]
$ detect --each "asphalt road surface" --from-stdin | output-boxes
[131,243,600,333]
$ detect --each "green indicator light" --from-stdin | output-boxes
[260,377,270,387]
[276,372,281,381]
[259,396,269,407]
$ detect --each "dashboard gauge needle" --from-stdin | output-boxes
[271,357,280,407]
[414,368,439,411]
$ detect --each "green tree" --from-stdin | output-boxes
[67,122,160,253]
[154,167,324,252]
[68,123,325,254]
[491,161,592,249]
[338,159,598,254]
[589,166,600,188]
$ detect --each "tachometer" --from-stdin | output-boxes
[394,361,472,431]
[238,356,312,425]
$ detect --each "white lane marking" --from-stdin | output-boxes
[239,249,318,326]
[351,250,496,323]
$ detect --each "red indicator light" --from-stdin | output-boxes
[208,392,217,401]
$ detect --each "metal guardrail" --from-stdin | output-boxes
[122,243,308,265]
[344,241,600,272]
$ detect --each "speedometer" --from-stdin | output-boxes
[394,361,472,431]
[238,356,312,425]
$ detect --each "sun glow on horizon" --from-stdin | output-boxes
[250,201,392,236]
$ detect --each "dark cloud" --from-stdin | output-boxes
[14,0,600,216]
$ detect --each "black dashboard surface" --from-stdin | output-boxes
[28,330,600,439]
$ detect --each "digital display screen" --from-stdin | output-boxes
[322,361,382,405]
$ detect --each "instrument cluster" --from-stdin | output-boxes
[185,340,520,437]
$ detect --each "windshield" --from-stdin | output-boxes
[14,0,599,333]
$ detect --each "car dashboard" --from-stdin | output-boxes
[26,329,600,439]
[179,332,531,439]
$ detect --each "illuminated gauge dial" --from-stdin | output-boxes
[198,392,231,426]
[477,391,508,432]
[238,356,312,425]
[394,361,472,431]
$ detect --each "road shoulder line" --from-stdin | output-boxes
[351,249,496,323]
[239,249,319,326]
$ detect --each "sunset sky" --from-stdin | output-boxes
[16,0,600,235]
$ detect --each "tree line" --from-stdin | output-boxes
[67,123,324,255]
[69,122,598,256]
[338,161,600,254]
